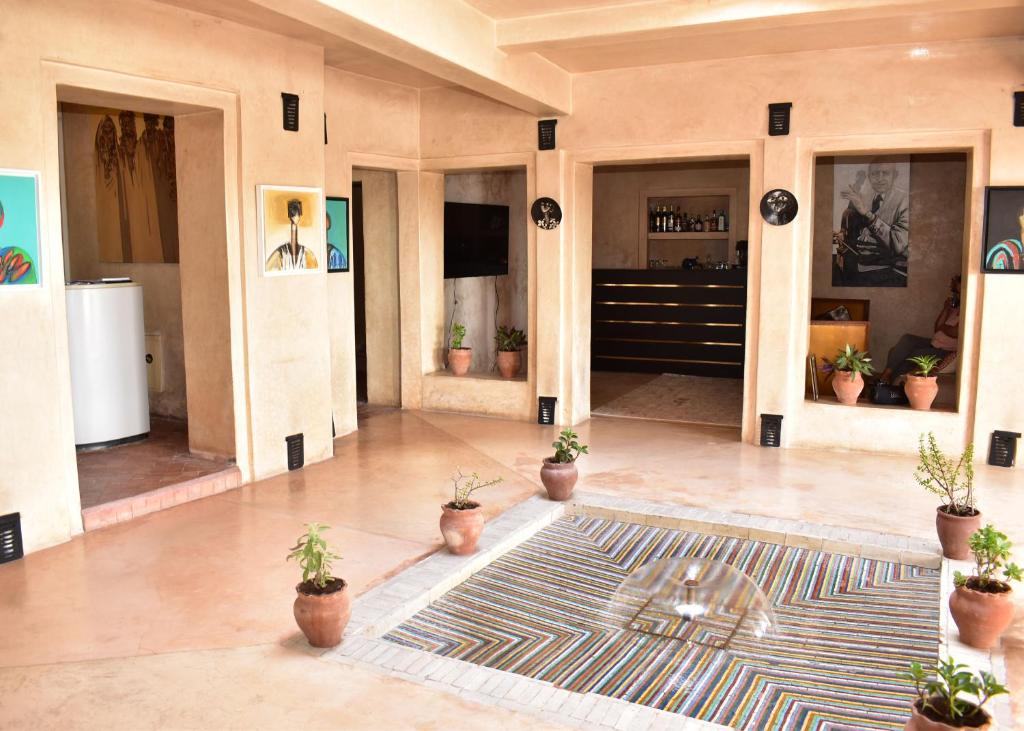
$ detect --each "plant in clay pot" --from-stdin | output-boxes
[287,522,349,648]
[826,344,874,405]
[540,428,589,501]
[905,354,942,411]
[949,524,1021,649]
[915,432,980,560]
[494,326,526,379]
[902,657,1006,730]
[448,323,472,376]
[439,469,502,555]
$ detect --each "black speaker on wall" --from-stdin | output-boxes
[759,414,783,447]
[0,512,24,564]
[989,430,1020,468]
[281,92,299,132]
[538,119,557,150]
[1014,91,1024,127]
[538,396,557,425]
[768,103,792,136]
[286,433,304,471]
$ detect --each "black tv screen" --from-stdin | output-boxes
[444,202,509,279]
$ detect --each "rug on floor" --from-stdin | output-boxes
[385,516,939,731]
[592,374,742,427]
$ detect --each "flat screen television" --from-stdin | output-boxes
[444,201,509,279]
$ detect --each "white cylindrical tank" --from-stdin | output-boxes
[66,282,150,448]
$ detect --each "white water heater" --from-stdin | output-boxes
[66,282,150,448]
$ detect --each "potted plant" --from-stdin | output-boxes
[540,428,588,501]
[915,433,980,560]
[906,354,942,411]
[903,657,1006,730]
[448,323,472,376]
[439,469,502,555]
[287,522,349,648]
[494,326,526,378]
[827,343,874,405]
[949,524,1021,649]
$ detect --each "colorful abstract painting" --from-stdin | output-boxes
[0,170,41,287]
[257,185,324,277]
[325,196,349,273]
[982,186,1024,273]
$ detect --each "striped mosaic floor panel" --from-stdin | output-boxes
[384,516,940,730]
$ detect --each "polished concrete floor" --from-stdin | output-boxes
[76,417,231,509]
[2,407,1021,728]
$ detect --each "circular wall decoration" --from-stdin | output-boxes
[759,189,798,226]
[531,197,562,230]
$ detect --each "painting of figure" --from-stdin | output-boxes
[0,170,41,287]
[831,157,910,287]
[982,186,1024,273]
[325,196,349,273]
[258,185,324,277]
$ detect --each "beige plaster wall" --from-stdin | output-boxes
[592,161,750,269]
[443,170,528,374]
[419,36,1024,456]
[2,0,334,552]
[353,168,401,407]
[60,103,188,421]
[812,154,967,362]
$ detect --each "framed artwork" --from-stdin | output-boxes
[257,184,325,277]
[981,186,1024,273]
[325,196,350,273]
[0,169,42,287]
[830,157,910,288]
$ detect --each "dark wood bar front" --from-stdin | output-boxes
[591,269,747,378]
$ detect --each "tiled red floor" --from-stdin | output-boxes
[76,417,232,509]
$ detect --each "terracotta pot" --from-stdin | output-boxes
[904,699,991,730]
[935,506,982,560]
[832,371,864,405]
[448,348,472,376]
[496,350,521,378]
[905,375,939,411]
[293,580,350,648]
[540,458,578,501]
[440,502,484,555]
[949,582,1015,649]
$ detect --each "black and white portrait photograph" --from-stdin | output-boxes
[831,157,910,287]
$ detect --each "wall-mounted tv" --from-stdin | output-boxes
[444,201,509,279]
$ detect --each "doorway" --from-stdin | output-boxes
[588,159,752,431]
[56,92,239,528]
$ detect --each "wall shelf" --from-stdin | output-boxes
[648,232,729,240]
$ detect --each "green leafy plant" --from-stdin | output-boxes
[953,524,1022,592]
[494,326,527,352]
[448,468,503,510]
[907,353,942,377]
[450,322,467,350]
[552,429,589,464]
[827,343,874,381]
[914,432,976,516]
[287,522,342,590]
[904,657,1007,725]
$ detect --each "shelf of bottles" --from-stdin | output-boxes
[648,200,729,237]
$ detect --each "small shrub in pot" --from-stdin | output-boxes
[902,657,1006,730]
[915,432,980,560]
[288,523,349,648]
[494,325,526,378]
[905,354,942,411]
[950,524,1021,649]
[540,429,588,501]
[826,344,874,405]
[439,469,502,555]
[448,323,472,376]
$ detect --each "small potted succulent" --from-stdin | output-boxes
[950,524,1021,649]
[915,433,980,560]
[826,344,874,405]
[439,469,502,555]
[903,657,1006,730]
[287,522,349,648]
[905,354,942,411]
[540,428,588,501]
[494,325,526,378]
[448,322,472,376]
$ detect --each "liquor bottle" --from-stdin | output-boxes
[649,206,655,233]
[703,213,710,231]
[655,206,661,233]
[722,210,728,231]
[659,205,666,232]
[667,206,675,232]
[709,210,717,232]
[695,215,702,232]
[674,207,682,232]
[718,209,726,232]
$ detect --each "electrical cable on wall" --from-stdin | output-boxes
[446,278,458,368]
[492,275,500,372]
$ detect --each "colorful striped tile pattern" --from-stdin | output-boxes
[385,516,940,730]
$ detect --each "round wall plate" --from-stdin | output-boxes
[531,197,562,230]
[760,189,798,226]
